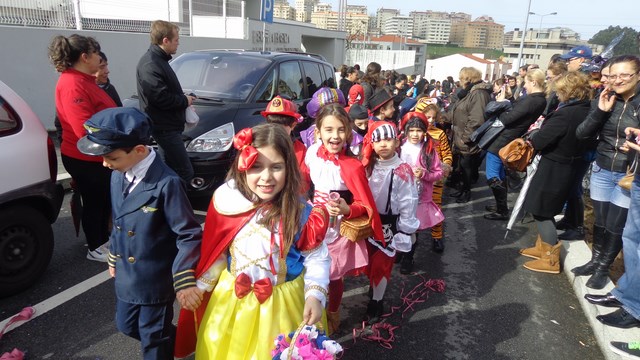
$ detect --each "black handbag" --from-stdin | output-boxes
[470,118,493,143]
[471,118,505,149]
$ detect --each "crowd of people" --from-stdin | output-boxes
[48,19,640,359]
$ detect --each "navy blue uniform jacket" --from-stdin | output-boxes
[108,155,201,304]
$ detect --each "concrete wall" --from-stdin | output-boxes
[0,23,345,129]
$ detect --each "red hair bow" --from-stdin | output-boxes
[233,128,258,172]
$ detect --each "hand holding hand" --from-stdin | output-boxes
[413,167,424,179]
[302,297,323,325]
[177,286,204,311]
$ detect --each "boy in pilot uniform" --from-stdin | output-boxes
[77,107,202,360]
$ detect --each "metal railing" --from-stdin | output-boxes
[0,0,244,35]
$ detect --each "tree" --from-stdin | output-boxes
[589,26,639,56]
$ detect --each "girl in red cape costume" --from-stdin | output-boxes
[302,103,384,334]
[175,124,330,359]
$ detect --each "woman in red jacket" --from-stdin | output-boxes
[49,34,116,261]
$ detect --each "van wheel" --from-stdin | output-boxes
[0,205,54,297]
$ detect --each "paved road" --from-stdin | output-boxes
[0,184,604,359]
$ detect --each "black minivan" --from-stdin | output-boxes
[155,50,336,196]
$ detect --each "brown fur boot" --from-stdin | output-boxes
[326,310,340,335]
[523,242,562,274]
[519,236,552,260]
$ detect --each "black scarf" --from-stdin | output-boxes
[355,125,368,137]
[456,80,483,100]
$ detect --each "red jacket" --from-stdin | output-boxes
[56,68,117,162]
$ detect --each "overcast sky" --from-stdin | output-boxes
[321,0,639,41]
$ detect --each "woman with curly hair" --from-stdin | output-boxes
[520,71,593,274]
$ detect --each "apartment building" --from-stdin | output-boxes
[503,27,601,66]
[375,8,400,33]
[310,5,369,34]
[450,16,504,50]
[449,12,472,24]
[347,5,367,15]
[274,0,296,21]
[425,17,451,44]
[383,16,413,37]
[295,0,318,22]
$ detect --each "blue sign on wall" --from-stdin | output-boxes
[261,0,273,24]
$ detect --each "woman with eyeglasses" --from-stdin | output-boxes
[544,61,568,116]
[574,55,640,289]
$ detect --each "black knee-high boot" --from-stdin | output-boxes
[484,178,509,220]
[585,230,623,289]
[571,225,606,276]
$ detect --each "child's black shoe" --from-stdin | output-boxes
[366,300,385,323]
[400,257,414,274]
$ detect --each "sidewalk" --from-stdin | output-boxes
[562,240,640,359]
[49,132,639,359]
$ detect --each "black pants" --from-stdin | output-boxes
[563,158,591,228]
[153,130,194,183]
[61,155,111,250]
[458,153,481,191]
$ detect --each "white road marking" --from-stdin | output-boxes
[0,270,111,334]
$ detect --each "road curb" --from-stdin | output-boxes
[562,240,640,359]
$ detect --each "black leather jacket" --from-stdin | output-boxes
[576,84,640,173]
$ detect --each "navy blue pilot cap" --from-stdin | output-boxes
[77,107,151,156]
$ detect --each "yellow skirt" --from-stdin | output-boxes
[195,270,323,360]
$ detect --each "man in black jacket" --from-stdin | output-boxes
[136,20,194,183]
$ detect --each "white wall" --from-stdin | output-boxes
[424,54,490,83]
[0,23,345,129]
[345,49,415,72]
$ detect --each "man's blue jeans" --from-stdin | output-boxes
[612,174,640,320]
[153,130,194,183]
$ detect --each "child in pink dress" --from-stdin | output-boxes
[398,111,444,273]
[303,103,383,334]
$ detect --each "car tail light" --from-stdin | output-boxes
[47,137,57,182]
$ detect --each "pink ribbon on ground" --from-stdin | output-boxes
[0,307,35,360]
[349,277,446,350]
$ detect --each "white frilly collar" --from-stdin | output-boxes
[213,179,258,215]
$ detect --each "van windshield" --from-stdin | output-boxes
[171,53,272,101]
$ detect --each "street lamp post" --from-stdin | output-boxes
[515,0,533,69]
[531,11,557,64]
